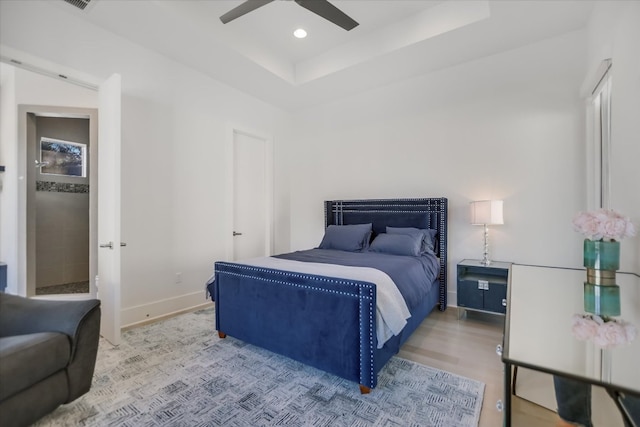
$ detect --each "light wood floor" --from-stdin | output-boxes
[399,307,560,427]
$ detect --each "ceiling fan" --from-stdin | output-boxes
[220,0,359,31]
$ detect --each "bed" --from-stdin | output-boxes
[207,197,448,393]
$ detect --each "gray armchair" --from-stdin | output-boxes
[0,293,101,427]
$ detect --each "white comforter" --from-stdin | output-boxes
[235,257,411,348]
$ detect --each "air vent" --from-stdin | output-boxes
[63,0,92,11]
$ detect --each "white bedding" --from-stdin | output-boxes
[235,256,412,348]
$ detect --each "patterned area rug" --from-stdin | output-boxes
[34,308,484,426]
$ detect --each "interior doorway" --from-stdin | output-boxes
[7,62,122,345]
[21,106,98,298]
[28,114,92,294]
[229,128,273,261]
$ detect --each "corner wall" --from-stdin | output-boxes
[288,31,588,304]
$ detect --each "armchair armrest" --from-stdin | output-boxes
[0,293,102,402]
[0,293,100,349]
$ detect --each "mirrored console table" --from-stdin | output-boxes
[502,264,640,426]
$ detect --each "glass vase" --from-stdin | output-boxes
[583,239,620,270]
[583,239,620,317]
[583,282,621,316]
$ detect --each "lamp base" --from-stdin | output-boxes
[480,224,492,266]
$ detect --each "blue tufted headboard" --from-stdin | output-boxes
[324,198,448,310]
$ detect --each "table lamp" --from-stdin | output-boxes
[470,200,504,266]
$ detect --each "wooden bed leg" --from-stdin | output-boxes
[359,385,371,394]
[218,331,226,339]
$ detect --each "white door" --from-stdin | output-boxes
[232,130,272,260]
[97,74,122,345]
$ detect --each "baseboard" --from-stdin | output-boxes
[121,291,213,329]
[448,290,457,307]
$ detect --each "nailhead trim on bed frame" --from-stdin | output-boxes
[215,266,374,300]
[362,284,374,387]
[215,262,377,387]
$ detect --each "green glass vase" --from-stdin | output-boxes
[583,239,621,316]
[583,282,621,316]
[583,239,620,271]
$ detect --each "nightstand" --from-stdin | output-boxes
[457,259,511,317]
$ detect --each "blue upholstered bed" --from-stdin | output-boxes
[208,198,448,393]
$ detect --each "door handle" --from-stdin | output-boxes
[233,231,243,236]
[99,242,126,249]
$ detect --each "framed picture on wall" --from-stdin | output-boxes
[40,137,87,178]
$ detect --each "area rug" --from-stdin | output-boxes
[34,307,484,426]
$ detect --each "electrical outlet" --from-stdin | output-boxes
[175,272,182,284]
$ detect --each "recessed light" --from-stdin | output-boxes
[293,28,307,39]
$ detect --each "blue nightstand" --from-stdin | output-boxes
[457,259,511,317]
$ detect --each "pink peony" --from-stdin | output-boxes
[593,321,628,348]
[573,211,601,240]
[573,209,636,241]
[602,217,627,241]
[571,314,637,348]
[571,314,599,341]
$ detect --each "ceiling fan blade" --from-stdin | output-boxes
[294,0,359,31]
[220,0,275,24]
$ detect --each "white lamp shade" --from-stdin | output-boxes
[470,200,504,225]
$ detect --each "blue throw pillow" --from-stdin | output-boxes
[368,233,422,256]
[318,223,372,252]
[386,226,437,254]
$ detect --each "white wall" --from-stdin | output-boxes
[0,64,18,292]
[0,1,291,324]
[586,2,640,273]
[2,0,636,318]
[288,31,588,304]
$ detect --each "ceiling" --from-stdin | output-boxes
[59,0,595,111]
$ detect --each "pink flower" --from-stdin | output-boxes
[593,321,628,348]
[571,314,598,341]
[572,314,638,348]
[572,209,636,241]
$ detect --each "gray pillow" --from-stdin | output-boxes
[369,233,422,256]
[318,223,372,252]
[386,226,437,254]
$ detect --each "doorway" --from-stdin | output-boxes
[22,106,98,298]
[229,128,273,261]
[29,115,93,295]
[7,63,122,345]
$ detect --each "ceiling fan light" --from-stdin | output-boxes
[293,28,307,39]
